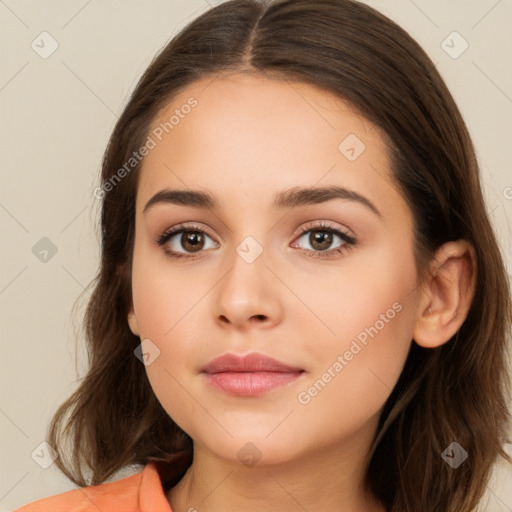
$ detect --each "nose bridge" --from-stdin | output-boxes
[225,232,269,301]
[214,230,282,328]
[223,202,270,270]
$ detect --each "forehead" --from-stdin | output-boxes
[137,72,398,214]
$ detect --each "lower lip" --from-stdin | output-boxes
[204,371,304,396]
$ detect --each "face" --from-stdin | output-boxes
[127,72,422,467]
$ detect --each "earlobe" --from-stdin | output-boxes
[413,240,476,349]
[127,301,140,337]
[118,262,140,336]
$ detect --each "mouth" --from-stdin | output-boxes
[201,352,305,397]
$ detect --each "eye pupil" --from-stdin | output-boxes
[182,231,204,252]
[311,231,332,250]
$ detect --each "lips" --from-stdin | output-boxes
[201,352,303,373]
[201,352,304,396]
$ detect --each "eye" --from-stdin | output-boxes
[157,223,218,259]
[156,221,356,260]
[291,221,356,259]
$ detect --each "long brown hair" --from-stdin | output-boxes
[48,1,511,510]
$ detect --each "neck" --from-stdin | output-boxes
[167,424,386,512]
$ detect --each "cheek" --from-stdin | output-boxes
[293,239,417,353]
[293,302,416,448]
[131,261,208,436]
[294,244,418,414]
[130,240,217,386]
[131,238,210,341]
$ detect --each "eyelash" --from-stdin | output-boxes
[156,221,357,260]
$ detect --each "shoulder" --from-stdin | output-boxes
[13,451,191,512]
[13,463,169,512]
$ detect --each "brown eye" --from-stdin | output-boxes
[295,229,345,253]
[308,230,334,251]
[180,231,205,252]
[157,225,218,258]
[292,223,357,260]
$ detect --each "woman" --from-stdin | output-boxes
[16,0,511,510]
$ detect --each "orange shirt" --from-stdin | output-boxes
[14,451,192,512]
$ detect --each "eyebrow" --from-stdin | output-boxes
[143,185,382,218]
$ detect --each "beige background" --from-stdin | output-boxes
[1,0,511,510]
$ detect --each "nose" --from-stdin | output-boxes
[213,245,283,331]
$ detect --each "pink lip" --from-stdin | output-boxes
[201,352,304,397]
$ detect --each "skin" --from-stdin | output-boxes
[127,72,475,511]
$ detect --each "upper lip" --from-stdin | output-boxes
[201,352,303,373]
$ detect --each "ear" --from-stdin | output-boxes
[413,240,476,348]
[127,300,140,337]
[116,262,140,336]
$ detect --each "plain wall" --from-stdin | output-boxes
[1,0,511,510]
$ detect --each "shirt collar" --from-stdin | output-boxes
[140,450,192,512]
